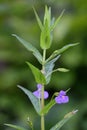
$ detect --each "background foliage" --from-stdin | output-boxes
[0,0,87,130]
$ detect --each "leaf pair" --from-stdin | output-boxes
[27,58,68,85]
[34,6,65,49]
[5,85,78,130]
[12,34,79,85]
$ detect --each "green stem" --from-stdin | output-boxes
[42,49,46,66]
[41,85,45,130]
[41,49,46,130]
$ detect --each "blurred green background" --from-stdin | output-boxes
[0,0,87,130]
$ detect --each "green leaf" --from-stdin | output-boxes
[26,62,46,84]
[50,110,78,130]
[57,68,69,72]
[4,124,26,130]
[33,7,43,30]
[50,9,65,31]
[46,43,79,62]
[40,99,56,115]
[17,85,41,114]
[12,34,42,63]
[45,68,69,79]
[45,55,60,84]
[44,6,51,26]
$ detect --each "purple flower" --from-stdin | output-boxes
[33,84,49,99]
[55,90,69,104]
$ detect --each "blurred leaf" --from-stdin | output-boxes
[12,34,42,63]
[4,124,26,130]
[45,55,60,84]
[46,43,79,62]
[27,117,34,130]
[40,99,56,115]
[18,85,41,114]
[50,9,65,31]
[46,68,69,80]
[50,110,78,130]
[57,68,69,72]
[26,62,46,84]
[33,7,43,30]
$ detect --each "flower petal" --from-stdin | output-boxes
[59,90,66,96]
[37,84,42,89]
[44,91,49,99]
[33,90,40,98]
[55,90,69,104]
[62,96,69,103]
[33,90,49,99]
[55,96,63,104]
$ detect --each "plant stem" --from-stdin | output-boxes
[41,85,45,130]
[41,49,46,130]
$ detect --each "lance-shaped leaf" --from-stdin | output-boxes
[50,9,65,31]
[4,124,26,130]
[46,43,79,62]
[26,62,46,84]
[50,110,78,130]
[12,34,42,63]
[46,68,69,80]
[45,55,60,84]
[33,7,43,30]
[18,85,41,114]
[44,6,51,26]
[57,68,69,72]
[40,92,59,115]
[40,99,56,115]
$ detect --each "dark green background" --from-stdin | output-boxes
[0,0,87,130]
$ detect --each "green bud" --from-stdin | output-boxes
[40,6,52,49]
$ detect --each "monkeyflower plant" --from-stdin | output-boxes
[5,6,79,130]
